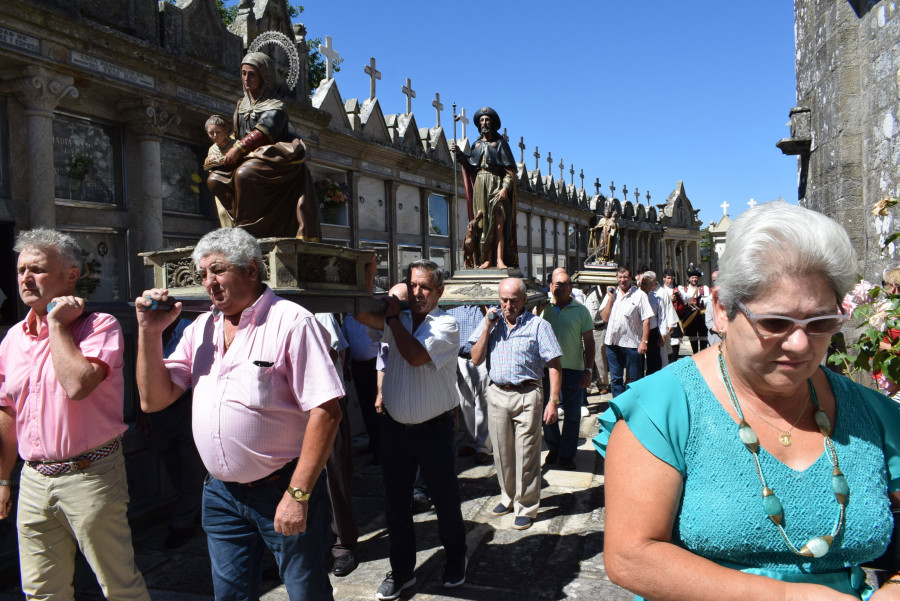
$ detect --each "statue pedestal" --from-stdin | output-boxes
[440,268,548,308]
[573,263,619,288]
[140,237,379,314]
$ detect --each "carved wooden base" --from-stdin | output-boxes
[439,268,547,308]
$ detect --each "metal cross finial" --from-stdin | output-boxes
[401,77,416,114]
[610,181,615,198]
[432,93,444,127]
[634,188,640,203]
[319,36,340,81]
[646,190,651,206]
[747,198,757,209]
[594,178,601,196]
[518,136,526,163]
[558,158,564,181]
[456,107,469,139]
[622,184,628,199]
[569,164,575,186]
[534,146,540,171]
[364,57,381,99]
[579,169,584,190]
[721,200,730,216]
[547,151,553,176]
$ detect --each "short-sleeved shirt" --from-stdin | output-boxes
[381,308,459,424]
[342,314,380,361]
[0,311,126,461]
[594,359,900,599]
[600,286,654,349]
[540,300,593,371]
[469,311,561,385]
[165,287,344,483]
[446,305,485,355]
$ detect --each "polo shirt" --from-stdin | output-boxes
[540,300,593,371]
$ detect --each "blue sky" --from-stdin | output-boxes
[256,1,799,226]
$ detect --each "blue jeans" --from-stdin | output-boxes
[542,368,584,459]
[607,345,643,397]
[381,410,467,579]
[202,470,332,601]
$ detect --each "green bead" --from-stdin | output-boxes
[762,487,784,525]
[814,409,832,436]
[738,420,759,452]
[832,467,849,505]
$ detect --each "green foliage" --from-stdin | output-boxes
[828,286,900,386]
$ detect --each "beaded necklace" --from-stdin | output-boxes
[716,345,848,558]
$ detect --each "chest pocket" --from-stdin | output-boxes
[228,361,276,409]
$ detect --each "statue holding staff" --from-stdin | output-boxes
[451,107,518,269]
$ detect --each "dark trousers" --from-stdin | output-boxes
[325,395,358,558]
[542,368,584,459]
[351,358,380,459]
[645,328,663,375]
[381,411,467,579]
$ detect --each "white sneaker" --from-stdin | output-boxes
[580,406,590,418]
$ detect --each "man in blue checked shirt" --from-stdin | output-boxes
[470,278,562,531]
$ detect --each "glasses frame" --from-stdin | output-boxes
[736,302,849,339]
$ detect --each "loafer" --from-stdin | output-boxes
[411,493,432,514]
[513,516,533,530]
[474,451,491,465]
[332,553,357,577]
[491,503,512,516]
[376,572,416,600]
[457,445,476,457]
[559,456,577,471]
[544,450,559,466]
[442,557,467,588]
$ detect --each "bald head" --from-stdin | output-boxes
[389,282,409,301]
[498,277,527,324]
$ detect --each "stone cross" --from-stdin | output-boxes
[580,169,584,190]
[646,190,651,206]
[622,184,628,199]
[634,188,640,203]
[518,136,526,163]
[432,92,443,127]
[547,151,553,177]
[364,57,380,99]
[747,198,757,209]
[457,106,469,139]
[534,146,540,171]
[595,178,601,196]
[319,36,340,81]
[569,164,575,186]
[502,127,509,142]
[401,77,415,114]
[558,158,564,181]
[721,200,730,215]
[610,181,615,198]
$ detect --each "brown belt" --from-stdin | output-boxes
[492,380,539,391]
[237,458,298,488]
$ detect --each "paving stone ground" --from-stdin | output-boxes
[0,391,631,601]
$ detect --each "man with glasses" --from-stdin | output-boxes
[539,268,595,471]
[600,266,654,397]
[470,278,561,530]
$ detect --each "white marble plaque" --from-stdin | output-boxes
[176,86,233,115]
[317,150,354,167]
[361,161,391,176]
[70,51,155,90]
[517,210,528,247]
[0,27,40,55]
[357,176,385,231]
[395,184,420,235]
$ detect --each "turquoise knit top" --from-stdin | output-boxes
[594,359,900,600]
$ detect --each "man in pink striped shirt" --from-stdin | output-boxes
[136,228,343,601]
[0,228,149,600]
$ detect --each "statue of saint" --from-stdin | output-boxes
[451,107,518,269]
[588,213,608,262]
[597,210,618,262]
[206,52,320,241]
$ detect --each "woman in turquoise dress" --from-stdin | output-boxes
[594,202,900,601]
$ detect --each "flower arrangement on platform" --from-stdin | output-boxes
[314,178,349,207]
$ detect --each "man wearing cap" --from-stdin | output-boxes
[0,228,149,600]
[451,107,518,269]
[674,265,710,353]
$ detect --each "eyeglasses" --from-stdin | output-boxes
[737,302,849,339]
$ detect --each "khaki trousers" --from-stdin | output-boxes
[486,383,543,519]
[17,449,150,601]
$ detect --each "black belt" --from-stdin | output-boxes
[458,351,472,360]
[492,380,539,391]
[385,409,454,430]
[237,458,298,488]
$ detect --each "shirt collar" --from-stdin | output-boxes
[213,285,274,326]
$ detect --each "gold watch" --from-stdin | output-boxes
[286,486,311,502]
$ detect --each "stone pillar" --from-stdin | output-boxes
[1,66,78,229]
[118,100,179,254]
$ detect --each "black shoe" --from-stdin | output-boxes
[559,456,577,471]
[376,572,416,600]
[164,527,194,549]
[544,450,559,466]
[513,516,533,530]
[332,553,358,577]
[442,557,467,588]
[411,493,432,514]
[491,503,512,516]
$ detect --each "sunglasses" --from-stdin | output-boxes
[737,302,849,339]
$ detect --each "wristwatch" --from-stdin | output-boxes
[286,486,311,502]
[549,398,560,405]
[641,340,649,344]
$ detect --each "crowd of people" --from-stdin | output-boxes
[2,201,900,601]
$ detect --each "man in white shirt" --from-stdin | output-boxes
[599,266,654,397]
[650,272,678,368]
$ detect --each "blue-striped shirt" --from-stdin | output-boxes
[469,311,561,385]
[447,305,489,354]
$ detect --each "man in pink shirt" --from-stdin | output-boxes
[0,228,149,600]
[136,227,343,601]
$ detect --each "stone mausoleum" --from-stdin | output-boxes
[0,0,707,566]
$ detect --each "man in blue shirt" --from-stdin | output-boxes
[470,278,562,530]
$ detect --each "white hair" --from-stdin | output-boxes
[14,228,81,269]
[192,228,265,277]
[716,202,857,317]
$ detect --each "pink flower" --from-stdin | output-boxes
[842,280,876,314]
